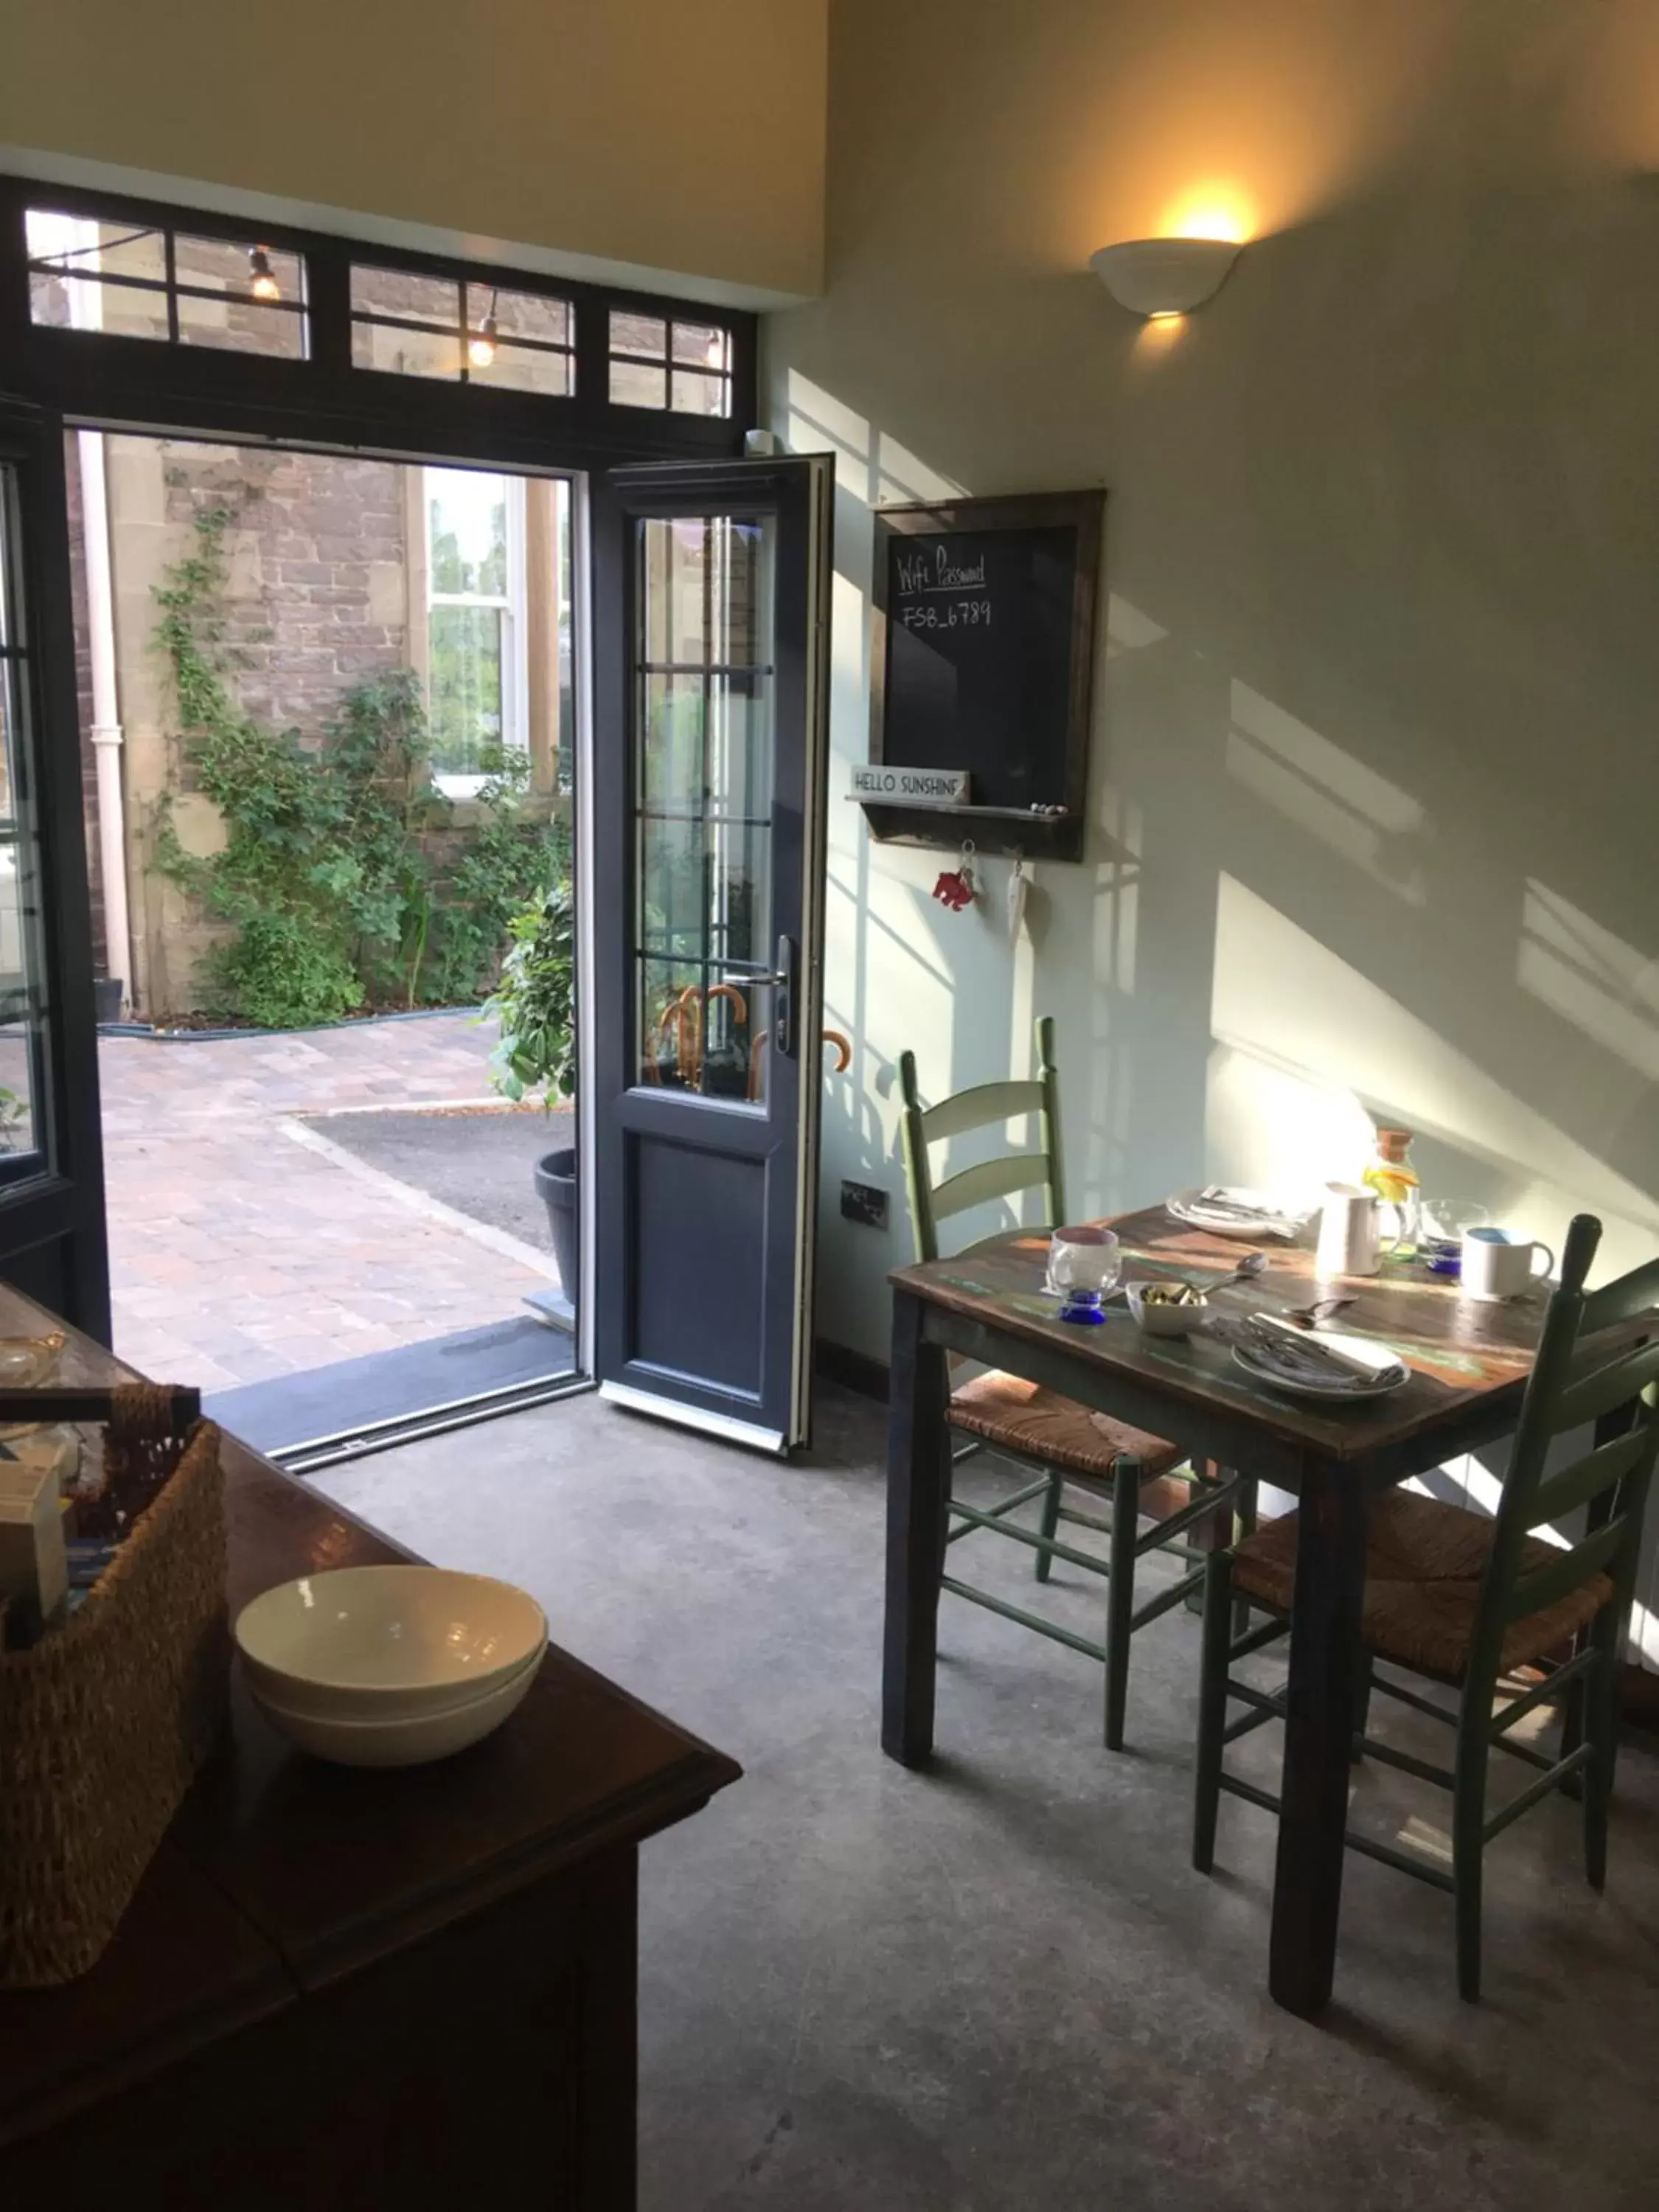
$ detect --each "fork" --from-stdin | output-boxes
[1284,1294,1356,1327]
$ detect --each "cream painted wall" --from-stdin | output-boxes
[768,1,1659,1478]
[2,0,827,299]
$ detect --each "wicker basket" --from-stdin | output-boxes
[0,1387,229,1988]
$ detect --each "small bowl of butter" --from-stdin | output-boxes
[1125,1279,1208,1338]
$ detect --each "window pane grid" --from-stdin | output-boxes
[22,209,745,417]
[351,268,575,392]
[349,309,571,357]
[633,515,772,1102]
[608,310,733,416]
[27,209,308,358]
[25,265,309,310]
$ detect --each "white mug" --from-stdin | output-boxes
[1461,1226,1554,1301]
[1316,1183,1382,1277]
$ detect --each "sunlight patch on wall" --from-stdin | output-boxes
[1207,874,1659,1270]
[785,371,874,504]
[876,434,961,511]
[782,373,965,516]
[1105,594,1169,658]
[1226,678,1427,905]
[827,568,869,759]
[1518,879,1659,1085]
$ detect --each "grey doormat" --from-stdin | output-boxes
[205,1315,577,1455]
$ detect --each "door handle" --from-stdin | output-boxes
[772,934,797,1057]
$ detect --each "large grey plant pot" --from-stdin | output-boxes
[534,1147,578,1295]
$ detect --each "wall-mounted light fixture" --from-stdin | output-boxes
[247,245,281,302]
[1089,237,1240,318]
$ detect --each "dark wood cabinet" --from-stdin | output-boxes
[0,1289,740,2206]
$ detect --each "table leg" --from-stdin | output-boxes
[1269,1455,1369,2017]
[882,1288,950,1767]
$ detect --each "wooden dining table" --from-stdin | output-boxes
[0,1286,741,2207]
[881,1203,1558,2019]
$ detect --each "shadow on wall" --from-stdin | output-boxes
[774,173,1659,1382]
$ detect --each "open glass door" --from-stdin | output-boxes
[0,400,108,1335]
[591,455,831,1453]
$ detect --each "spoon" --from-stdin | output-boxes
[1208,1252,1268,1292]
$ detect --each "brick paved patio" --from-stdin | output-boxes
[101,1012,560,1389]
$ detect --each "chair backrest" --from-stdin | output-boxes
[1468,1213,1659,1690]
[897,1016,1065,1265]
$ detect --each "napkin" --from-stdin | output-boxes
[1234,1314,1405,1391]
[1169,1188,1305,1241]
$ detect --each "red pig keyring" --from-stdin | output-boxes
[932,840,977,912]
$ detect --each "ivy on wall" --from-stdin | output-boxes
[150,506,563,1028]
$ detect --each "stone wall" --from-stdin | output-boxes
[72,437,565,1019]
[97,438,411,1014]
[159,445,411,732]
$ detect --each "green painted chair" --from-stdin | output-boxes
[898,1015,1253,1749]
[1192,1211,1659,2000]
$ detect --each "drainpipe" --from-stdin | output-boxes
[77,427,131,1018]
[51,211,133,1017]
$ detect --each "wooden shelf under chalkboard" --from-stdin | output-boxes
[847,798,1069,821]
[855,801,1079,862]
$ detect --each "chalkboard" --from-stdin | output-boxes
[868,490,1105,863]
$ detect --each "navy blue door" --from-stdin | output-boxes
[592,456,831,1451]
[0,401,108,1337]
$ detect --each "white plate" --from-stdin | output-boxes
[1165,1187,1310,1240]
[1231,1329,1408,1402]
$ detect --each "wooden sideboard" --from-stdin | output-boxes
[0,1288,740,2208]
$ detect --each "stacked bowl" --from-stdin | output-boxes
[234,1565,547,1767]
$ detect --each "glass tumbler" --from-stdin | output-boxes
[1046,1225,1121,1324]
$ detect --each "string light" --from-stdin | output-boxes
[248,246,280,302]
[467,289,499,369]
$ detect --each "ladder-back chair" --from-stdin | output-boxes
[1193,1211,1659,1998]
[899,1016,1251,1748]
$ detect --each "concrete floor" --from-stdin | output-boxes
[314,1387,1659,2211]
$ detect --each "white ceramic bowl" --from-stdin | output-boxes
[248,1647,540,1767]
[1126,1281,1208,1338]
[234,1565,548,1722]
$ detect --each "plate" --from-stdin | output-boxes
[1231,1328,1409,1402]
[1166,1187,1310,1240]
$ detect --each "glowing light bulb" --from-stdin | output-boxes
[1158,184,1256,246]
[468,289,500,368]
[248,246,280,302]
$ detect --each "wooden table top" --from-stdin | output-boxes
[891,1204,1555,1464]
[0,1287,741,2143]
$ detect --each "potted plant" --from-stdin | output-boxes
[484,878,577,1295]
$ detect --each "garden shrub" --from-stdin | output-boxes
[150,504,561,1027]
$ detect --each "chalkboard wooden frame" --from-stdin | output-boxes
[866,488,1105,863]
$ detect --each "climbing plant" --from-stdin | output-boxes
[150,504,562,1027]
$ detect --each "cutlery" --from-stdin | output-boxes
[1208,1252,1268,1292]
[1234,1314,1402,1389]
[1286,1294,1356,1326]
